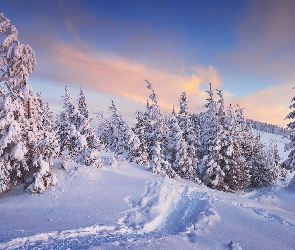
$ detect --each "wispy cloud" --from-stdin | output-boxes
[36,40,223,115]
[223,0,295,80]
[231,80,295,127]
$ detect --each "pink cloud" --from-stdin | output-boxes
[231,80,295,127]
[41,41,223,115]
[222,0,295,78]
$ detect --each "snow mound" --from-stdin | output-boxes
[1,132,295,249]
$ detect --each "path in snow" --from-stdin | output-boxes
[1,132,295,250]
[2,175,294,250]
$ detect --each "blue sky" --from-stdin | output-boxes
[2,0,295,126]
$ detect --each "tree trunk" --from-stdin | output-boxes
[27,99,31,119]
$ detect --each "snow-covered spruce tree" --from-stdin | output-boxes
[199,84,219,161]
[200,84,225,187]
[232,105,278,188]
[151,115,177,178]
[107,99,140,161]
[250,139,282,187]
[0,86,24,193]
[96,111,110,148]
[130,110,150,167]
[55,87,102,168]
[167,113,199,182]
[201,89,251,191]
[77,88,89,118]
[284,90,295,170]
[177,92,199,171]
[55,86,82,164]
[144,80,177,177]
[233,104,282,188]
[76,88,103,167]
[0,13,57,193]
[36,93,54,132]
[222,104,250,190]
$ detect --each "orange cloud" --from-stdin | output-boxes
[231,80,295,127]
[46,41,222,115]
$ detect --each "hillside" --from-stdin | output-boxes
[0,131,295,250]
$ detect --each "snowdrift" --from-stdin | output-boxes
[0,133,295,250]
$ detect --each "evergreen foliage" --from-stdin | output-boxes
[94,80,282,191]
[0,13,58,193]
[284,91,295,170]
[55,87,102,168]
[1,13,284,195]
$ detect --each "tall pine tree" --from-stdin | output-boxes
[0,13,57,193]
[284,89,295,170]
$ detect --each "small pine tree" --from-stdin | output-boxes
[76,89,102,167]
[107,100,140,161]
[201,84,224,187]
[130,110,150,166]
[167,114,199,182]
[222,104,250,190]
[144,80,177,178]
[55,87,102,168]
[251,139,281,187]
[284,89,295,170]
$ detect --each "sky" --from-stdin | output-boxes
[2,0,295,127]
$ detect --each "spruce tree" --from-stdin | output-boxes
[168,114,199,182]
[76,89,103,167]
[177,92,199,172]
[250,139,281,187]
[222,104,250,190]
[144,80,176,178]
[55,87,102,168]
[201,84,224,187]
[55,87,81,163]
[284,89,295,170]
[131,110,150,166]
[0,13,57,193]
[107,100,140,161]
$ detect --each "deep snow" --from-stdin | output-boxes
[0,132,295,250]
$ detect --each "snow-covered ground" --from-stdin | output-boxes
[1,132,295,250]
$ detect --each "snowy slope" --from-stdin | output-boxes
[1,134,295,250]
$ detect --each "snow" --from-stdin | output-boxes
[1,133,295,249]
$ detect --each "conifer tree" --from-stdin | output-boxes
[201,89,251,190]
[144,80,176,178]
[96,111,110,149]
[251,139,281,187]
[131,110,150,166]
[167,114,199,182]
[76,89,102,167]
[177,92,199,169]
[0,13,57,193]
[222,104,250,190]
[106,100,140,161]
[284,89,295,170]
[55,87,81,163]
[200,84,223,186]
[55,87,102,168]
[199,83,219,161]
[77,88,89,119]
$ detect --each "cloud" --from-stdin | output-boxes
[231,80,295,127]
[35,40,222,116]
[192,65,222,90]
[222,0,295,80]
